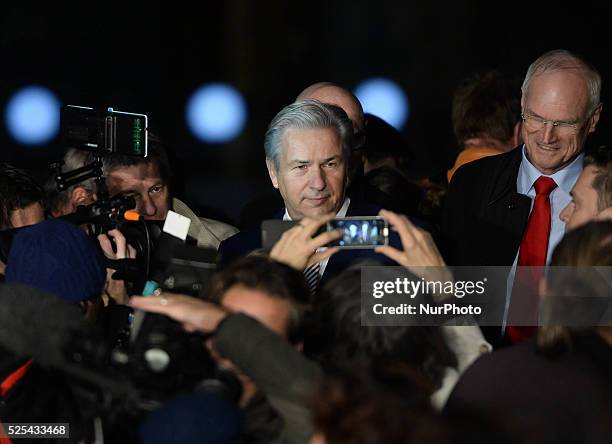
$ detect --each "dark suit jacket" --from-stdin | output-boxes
[218,200,402,286]
[441,146,531,266]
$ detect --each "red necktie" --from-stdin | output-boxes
[517,176,558,267]
[508,176,557,343]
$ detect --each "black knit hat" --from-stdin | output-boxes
[5,219,106,303]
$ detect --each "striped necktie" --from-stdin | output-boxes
[304,262,320,295]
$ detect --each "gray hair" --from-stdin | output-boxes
[46,148,98,213]
[521,49,602,115]
[264,99,354,170]
[47,133,171,213]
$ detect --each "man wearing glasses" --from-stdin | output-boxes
[443,49,601,266]
[441,50,602,343]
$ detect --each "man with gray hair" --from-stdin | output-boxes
[219,99,398,283]
[441,49,603,344]
[264,99,353,220]
[443,49,602,266]
[239,82,366,227]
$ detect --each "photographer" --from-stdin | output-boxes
[47,133,238,249]
[43,128,239,306]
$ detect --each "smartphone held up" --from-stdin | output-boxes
[325,216,389,249]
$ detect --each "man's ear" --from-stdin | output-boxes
[70,186,94,207]
[588,103,603,134]
[266,159,279,189]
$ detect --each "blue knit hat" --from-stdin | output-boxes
[139,393,244,444]
[5,219,107,303]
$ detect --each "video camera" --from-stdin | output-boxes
[67,312,241,442]
[54,105,217,296]
[54,105,148,230]
[0,106,235,441]
[62,105,148,158]
[0,284,240,443]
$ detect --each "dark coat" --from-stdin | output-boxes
[441,146,531,266]
[445,334,612,444]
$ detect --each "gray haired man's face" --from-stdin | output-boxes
[267,127,347,220]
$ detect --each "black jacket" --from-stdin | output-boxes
[441,147,531,266]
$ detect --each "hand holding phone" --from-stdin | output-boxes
[269,215,342,270]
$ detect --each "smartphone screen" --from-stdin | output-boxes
[327,217,389,249]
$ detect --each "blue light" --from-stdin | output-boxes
[353,78,410,130]
[4,85,61,146]
[186,83,247,144]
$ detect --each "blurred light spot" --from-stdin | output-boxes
[186,83,247,143]
[5,85,61,146]
[354,78,409,129]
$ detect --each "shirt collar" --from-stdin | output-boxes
[283,197,351,221]
[518,145,584,195]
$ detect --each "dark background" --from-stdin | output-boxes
[1,1,610,225]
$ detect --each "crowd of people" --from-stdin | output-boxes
[0,49,611,443]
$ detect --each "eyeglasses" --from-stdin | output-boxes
[521,112,587,135]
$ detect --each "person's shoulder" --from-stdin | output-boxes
[452,338,557,393]
[445,340,534,406]
[458,146,521,174]
[449,147,521,190]
[172,197,239,248]
[198,217,239,240]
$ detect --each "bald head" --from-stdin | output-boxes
[297,82,365,132]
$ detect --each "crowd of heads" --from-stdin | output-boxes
[0,48,611,444]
